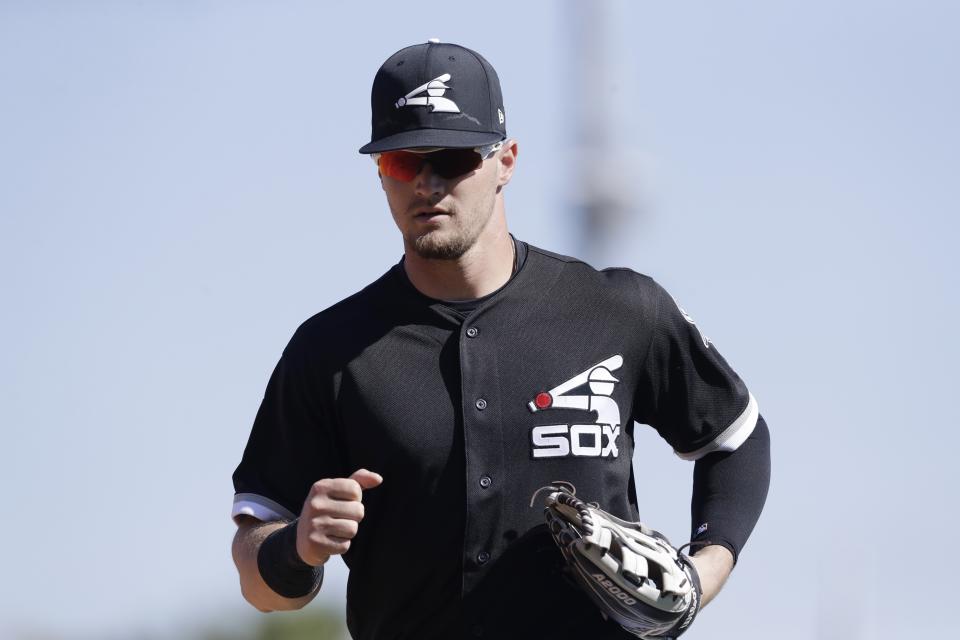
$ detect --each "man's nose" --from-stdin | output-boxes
[413,160,446,197]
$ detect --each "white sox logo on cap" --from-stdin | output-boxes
[359,40,506,154]
[528,355,623,459]
[395,73,460,113]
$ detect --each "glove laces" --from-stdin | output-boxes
[529,481,597,536]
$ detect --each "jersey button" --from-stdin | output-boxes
[466,326,479,338]
[475,398,487,410]
[479,475,492,489]
[476,551,490,565]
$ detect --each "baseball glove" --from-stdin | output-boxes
[532,483,702,639]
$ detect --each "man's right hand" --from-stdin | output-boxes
[296,468,383,566]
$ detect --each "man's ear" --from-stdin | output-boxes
[497,139,518,187]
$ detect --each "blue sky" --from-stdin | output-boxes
[1,1,958,638]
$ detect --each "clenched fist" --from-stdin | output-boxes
[296,468,383,566]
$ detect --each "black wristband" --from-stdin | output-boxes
[256,518,323,599]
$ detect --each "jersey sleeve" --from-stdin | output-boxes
[231,327,345,523]
[635,278,758,460]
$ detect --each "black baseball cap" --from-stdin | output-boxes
[358,39,507,154]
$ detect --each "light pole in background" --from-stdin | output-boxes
[566,0,645,265]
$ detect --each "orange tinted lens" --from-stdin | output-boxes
[378,151,423,182]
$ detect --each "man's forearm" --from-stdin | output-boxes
[231,516,322,612]
[686,416,770,607]
[689,415,771,563]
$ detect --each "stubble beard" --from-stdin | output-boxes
[408,195,495,261]
[411,222,474,259]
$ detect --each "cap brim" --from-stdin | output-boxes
[359,129,505,154]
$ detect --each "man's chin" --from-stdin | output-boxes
[410,231,471,260]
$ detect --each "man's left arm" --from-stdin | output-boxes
[687,414,772,606]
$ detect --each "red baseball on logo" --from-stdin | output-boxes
[534,392,552,409]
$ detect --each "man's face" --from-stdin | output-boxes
[379,145,510,260]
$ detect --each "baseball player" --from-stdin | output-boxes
[231,40,770,639]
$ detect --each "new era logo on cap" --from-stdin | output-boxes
[359,39,507,154]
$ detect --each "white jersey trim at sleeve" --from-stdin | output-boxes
[232,493,297,523]
[675,392,759,461]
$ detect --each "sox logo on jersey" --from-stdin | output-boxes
[528,355,623,459]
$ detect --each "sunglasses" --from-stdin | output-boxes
[372,141,504,182]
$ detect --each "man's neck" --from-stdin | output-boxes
[402,213,515,301]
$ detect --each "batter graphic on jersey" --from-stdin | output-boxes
[528,355,623,459]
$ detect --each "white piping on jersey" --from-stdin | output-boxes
[674,392,759,461]
[232,492,296,523]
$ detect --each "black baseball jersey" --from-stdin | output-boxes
[232,239,758,639]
